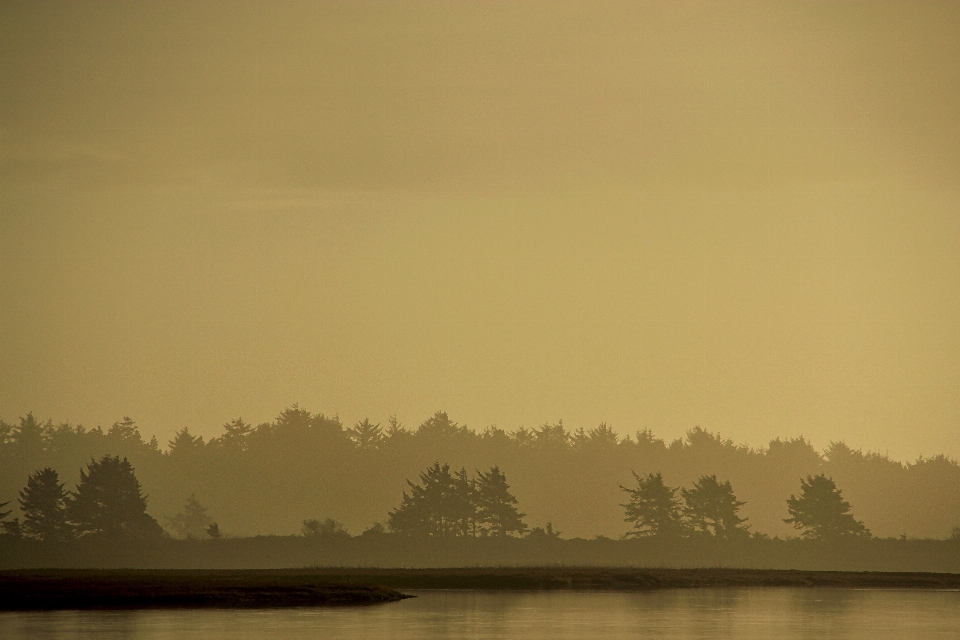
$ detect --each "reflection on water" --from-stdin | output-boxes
[3,588,959,640]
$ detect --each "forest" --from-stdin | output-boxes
[1,406,958,542]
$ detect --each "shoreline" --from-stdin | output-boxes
[3,567,960,611]
[0,570,411,611]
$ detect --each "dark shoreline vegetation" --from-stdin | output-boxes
[2,406,959,575]
[2,568,959,611]
[3,534,959,573]
[0,570,411,610]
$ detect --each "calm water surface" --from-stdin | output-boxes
[4,589,959,639]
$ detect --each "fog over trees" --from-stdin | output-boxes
[1,407,958,540]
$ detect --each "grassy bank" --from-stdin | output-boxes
[301,567,960,591]
[3,534,959,573]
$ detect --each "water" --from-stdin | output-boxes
[3,589,959,639]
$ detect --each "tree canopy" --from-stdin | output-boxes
[784,474,870,540]
[388,463,526,537]
[18,468,70,542]
[67,455,163,539]
[621,472,685,538]
[388,462,473,537]
[681,475,749,539]
[165,494,213,539]
[474,466,527,537]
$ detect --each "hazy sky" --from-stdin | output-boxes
[2,2,958,461]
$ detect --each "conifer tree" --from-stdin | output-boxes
[68,455,163,538]
[19,468,71,542]
[165,495,213,539]
[681,475,749,538]
[620,471,685,538]
[388,462,476,537]
[349,418,384,450]
[474,466,527,537]
[0,500,18,537]
[785,474,870,540]
[451,467,477,536]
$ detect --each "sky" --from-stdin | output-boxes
[1,1,958,461]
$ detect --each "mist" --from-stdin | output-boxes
[2,0,959,552]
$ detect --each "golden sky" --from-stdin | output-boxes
[2,2,958,460]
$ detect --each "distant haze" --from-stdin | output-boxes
[2,2,958,462]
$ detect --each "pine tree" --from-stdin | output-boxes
[67,455,164,538]
[18,468,72,542]
[474,466,527,537]
[349,418,384,449]
[216,418,252,451]
[681,475,749,539]
[0,500,18,538]
[451,467,477,536]
[785,474,870,540]
[620,471,685,538]
[165,495,213,539]
[388,462,475,537]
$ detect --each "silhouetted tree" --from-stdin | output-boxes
[474,466,527,537]
[785,474,870,540]
[416,412,465,439]
[206,522,221,539]
[302,517,350,538]
[167,427,205,458]
[384,415,407,438]
[215,418,252,451]
[349,418,384,450]
[451,467,476,536]
[67,455,163,538]
[621,472,685,538]
[681,475,749,539]
[18,468,71,542]
[165,495,213,539]
[0,500,17,537]
[388,462,474,537]
[2,518,22,538]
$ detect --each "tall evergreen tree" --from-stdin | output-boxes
[0,500,17,537]
[474,466,527,537]
[67,455,163,538]
[19,468,71,542]
[388,462,475,537]
[165,495,213,539]
[349,418,384,450]
[450,467,477,536]
[620,471,685,538]
[785,474,870,540]
[216,418,253,451]
[681,475,749,538]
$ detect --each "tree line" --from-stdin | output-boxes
[1,456,162,541]
[620,471,868,541]
[1,451,873,546]
[1,407,958,539]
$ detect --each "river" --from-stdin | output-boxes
[4,588,959,639]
